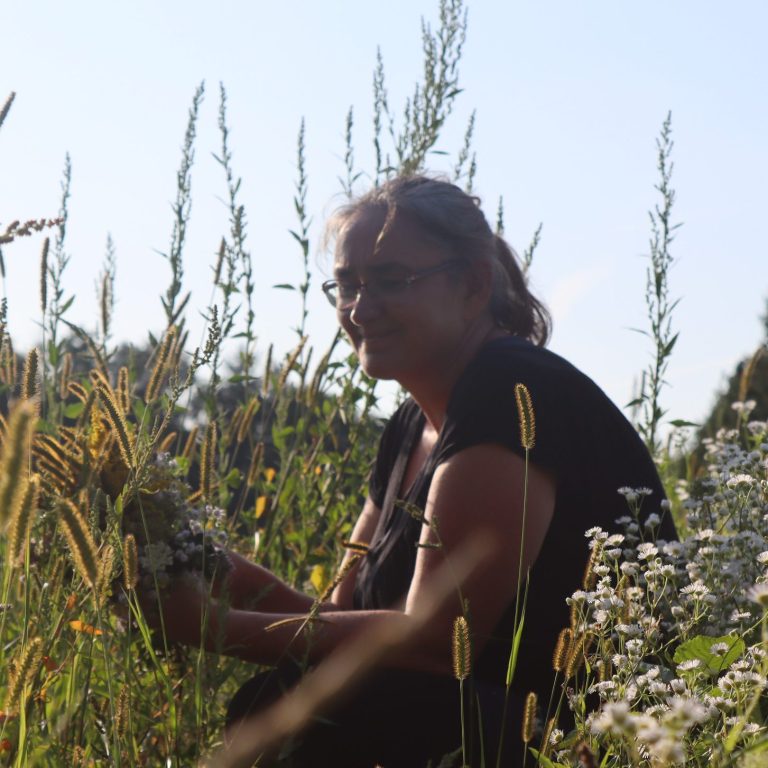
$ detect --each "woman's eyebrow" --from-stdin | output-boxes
[334,261,410,279]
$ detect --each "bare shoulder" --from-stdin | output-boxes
[405,444,556,651]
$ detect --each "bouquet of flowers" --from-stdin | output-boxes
[31,374,232,596]
[111,452,232,594]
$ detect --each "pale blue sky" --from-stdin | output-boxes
[1,1,766,428]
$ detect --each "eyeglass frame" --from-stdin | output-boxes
[321,260,461,310]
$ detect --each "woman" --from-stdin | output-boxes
[157,176,676,767]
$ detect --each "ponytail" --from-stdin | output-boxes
[490,236,551,346]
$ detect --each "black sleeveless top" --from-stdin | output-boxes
[352,336,677,694]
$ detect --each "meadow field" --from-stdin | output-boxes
[2,2,768,766]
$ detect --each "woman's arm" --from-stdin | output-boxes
[403,443,556,672]
[157,446,555,674]
[215,551,319,613]
[217,496,381,613]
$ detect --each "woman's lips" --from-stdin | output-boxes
[357,330,396,347]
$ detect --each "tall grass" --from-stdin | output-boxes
[2,3,765,767]
[0,3,479,765]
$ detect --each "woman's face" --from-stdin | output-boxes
[333,208,472,385]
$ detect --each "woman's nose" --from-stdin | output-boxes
[348,286,381,326]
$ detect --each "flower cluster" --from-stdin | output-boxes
[552,411,768,766]
[122,453,231,592]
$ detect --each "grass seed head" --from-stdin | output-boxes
[117,365,130,414]
[452,615,471,681]
[237,398,260,444]
[145,326,177,403]
[96,544,115,606]
[59,352,73,400]
[58,499,99,589]
[123,534,138,591]
[39,238,49,314]
[0,400,37,528]
[262,343,273,397]
[158,431,177,454]
[522,690,538,743]
[583,544,601,591]
[96,382,135,469]
[514,382,536,450]
[21,347,39,401]
[246,442,265,487]
[114,685,130,737]
[276,336,307,391]
[4,637,43,714]
[182,425,198,461]
[541,717,556,757]
[553,627,573,673]
[7,474,40,565]
[200,420,218,502]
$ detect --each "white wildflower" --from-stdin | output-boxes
[591,701,632,735]
[727,474,755,488]
[747,583,768,607]
[644,513,661,529]
[637,543,659,560]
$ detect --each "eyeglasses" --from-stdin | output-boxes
[322,261,459,310]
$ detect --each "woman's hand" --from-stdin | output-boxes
[139,574,219,646]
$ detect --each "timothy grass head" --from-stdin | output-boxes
[0,399,37,528]
[452,614,471,681]
[514,382,535,450]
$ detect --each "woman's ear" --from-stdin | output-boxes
[462,258,494,320]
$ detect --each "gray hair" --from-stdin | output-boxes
[325,175,551,346]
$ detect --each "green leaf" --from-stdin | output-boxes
[63,402,84,418]
[673,634,745,676]
[173,455,190,476]
[273,283,296,291]
[528,749,569,768]
[59,295,76,314]
[668,419,700,428]
[506,611,526,687]
[225,468,242,489]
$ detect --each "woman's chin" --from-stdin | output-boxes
[357,350,400,381]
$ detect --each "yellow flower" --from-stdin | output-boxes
[69,620,103,636]
[310,564,327,594]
